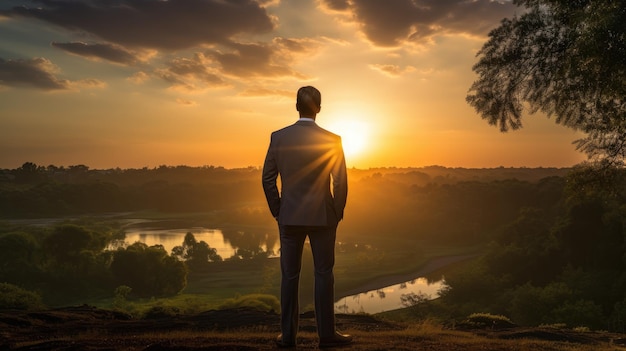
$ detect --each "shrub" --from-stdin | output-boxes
[0,283,45,310]
[218,294,280,312]
[143,305,181,319]
[551,299,604,329]
[461,313,515,329]
[539,323,567,329]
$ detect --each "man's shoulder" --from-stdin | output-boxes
[319,126,341,139]
[271,122,341,141]
[271,124,296,138]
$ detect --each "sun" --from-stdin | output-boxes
[326,120,370,159]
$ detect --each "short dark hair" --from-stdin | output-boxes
[296,86,321,117]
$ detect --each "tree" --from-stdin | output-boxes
[171,232,222,269]
[467,0,626,166]
[0,283,45,310]
[0,232,40,286]
[111,242,187,297]
[43,224,107,266]
[15,162,45,183]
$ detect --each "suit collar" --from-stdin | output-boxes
[295,119,316,126]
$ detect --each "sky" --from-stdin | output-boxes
[0,0,587,170]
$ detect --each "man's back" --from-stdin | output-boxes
[262,120,347,226]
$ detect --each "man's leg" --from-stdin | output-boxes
[309,225,337,339]
[278,225,307,343]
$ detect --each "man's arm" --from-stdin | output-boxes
[262,135,281,219]
[331,136,348,221]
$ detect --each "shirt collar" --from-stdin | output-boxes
[298,117,316,123]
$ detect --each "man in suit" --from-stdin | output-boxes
[262,86,352,348]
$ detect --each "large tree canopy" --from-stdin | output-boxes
[467,0,626,166]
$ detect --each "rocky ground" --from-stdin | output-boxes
[1,305,625,350]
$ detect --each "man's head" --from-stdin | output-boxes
[296,86,321,118]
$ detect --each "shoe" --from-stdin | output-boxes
[319,332,353,348]
[276,334,296,348]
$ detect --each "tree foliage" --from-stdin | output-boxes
[171,232,222,270]
[111,242,187,297]
[0,283,45,310]
[440,166,626,329]
[467,0,626,165]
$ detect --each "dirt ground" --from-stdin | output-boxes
[2,305,626,351]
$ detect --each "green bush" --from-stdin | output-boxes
[551,299,604,329]
[0,283,45,310]
[462,313,515,329]
[143,305,181,319]
[217,294,280,312]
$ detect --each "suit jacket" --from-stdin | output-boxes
[262,120,348,226]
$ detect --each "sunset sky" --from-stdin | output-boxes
[0,0,586,170]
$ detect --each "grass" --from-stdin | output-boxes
[10,319,624,351]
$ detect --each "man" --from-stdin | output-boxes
[262,86,352,348]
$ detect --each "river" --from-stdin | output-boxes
[334,255,474,314]
[335,277,444,314]
[110,226,280,259]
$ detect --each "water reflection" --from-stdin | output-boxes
[108,227,280,259]
[335,277,443,314]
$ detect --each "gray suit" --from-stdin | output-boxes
[262,119,348,342]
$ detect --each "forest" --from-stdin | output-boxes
[1,162,625,331]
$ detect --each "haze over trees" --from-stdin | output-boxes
[467,0,626,166]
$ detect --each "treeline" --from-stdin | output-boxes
[0,162,264,217]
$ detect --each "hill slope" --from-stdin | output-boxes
[1,306,625,350]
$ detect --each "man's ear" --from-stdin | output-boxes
[317,105,321,113]
[296,103,300,112]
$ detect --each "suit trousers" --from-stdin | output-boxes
[278,224,337,341]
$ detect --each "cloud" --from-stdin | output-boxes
[320,0,351,12]
[0,57,69,90]
[176,98,197,106]
[238,87,293,98]
[155,53,226,92]
[369,63,416,77]
[2,1,316,91]
[71,78,107,89]
[319,0,517,47]
[152,36,319,92]
[127,71,150,85]
[3,0,275,51]
[211,37,319,78]
[51,42,139,65]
